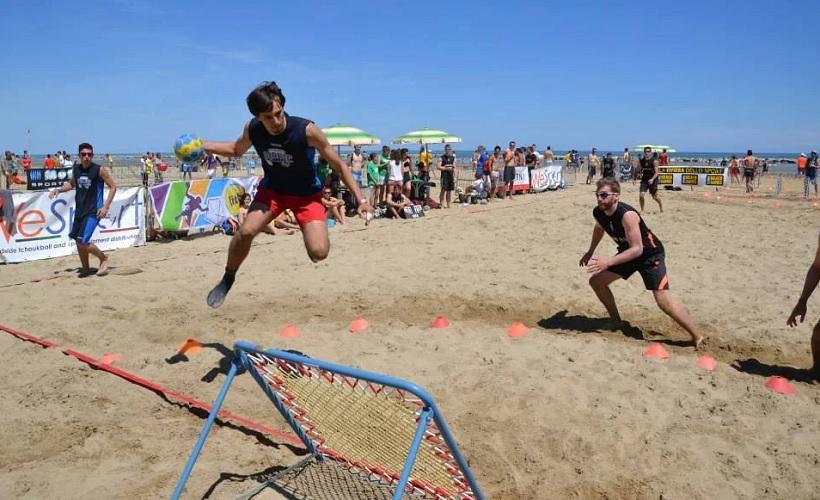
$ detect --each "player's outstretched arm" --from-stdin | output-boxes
[788,234,820,327]
[204,122,252,158]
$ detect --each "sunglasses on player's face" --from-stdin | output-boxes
[595,191,616,199]
[79,151,94,158]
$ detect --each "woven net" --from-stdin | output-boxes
[244,352,477,499]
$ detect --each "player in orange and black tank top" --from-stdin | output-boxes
[638,147,663,213]
[580,177,705,349]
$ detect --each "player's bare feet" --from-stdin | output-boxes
[97,258,110,277]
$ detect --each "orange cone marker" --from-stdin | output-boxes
[507,321,529,339]
[100,353,123,365]
[430,316,450,329]
[279,324,302,339]
[177,338,203,356]
[349,317,369,334]
[642,343,670,359]
[696,355,717,371]
[764,376,796,395]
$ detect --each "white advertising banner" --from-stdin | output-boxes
[0,187,146,263]
[512,167,530,192]
[530,165,564,192]
[657,166,727,187]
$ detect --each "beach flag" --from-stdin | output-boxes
[172,341,484,499]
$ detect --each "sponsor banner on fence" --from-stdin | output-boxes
[530,165,564,192]
[149,177,260,234]
[27,167,73,190]
[0,187,146,263]
[513,167,530,192]
[658,166,727,187]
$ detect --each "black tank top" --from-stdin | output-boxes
[593,202,663,258]
[441,153,455,167]
[72,163,104,218]
[248,113,321,195]
[639,157,656,182]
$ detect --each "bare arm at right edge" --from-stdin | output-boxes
[203,121,252,158]
[787,234,820,326]
[580,223,606,266]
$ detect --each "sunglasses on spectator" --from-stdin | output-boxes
[595,192,616,199]
[79,152,94,158]
[323,190,332,195]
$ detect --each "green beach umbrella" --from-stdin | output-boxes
[392,128,462,145]
[632,144,676,153]
[321,123,381,147]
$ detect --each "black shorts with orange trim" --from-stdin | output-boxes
[608,251,669,291]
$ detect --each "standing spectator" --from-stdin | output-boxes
[474,145,488,181]
[366,153,381,207]
[658,148,669,166]
[62,153,74,168]
[377,147,390,204]
[638,146,663,213]
[387,149,403,194]
[155,153,166,184]
[202,152,221,179]
[438,144,456,208]
[621,148,632,184]
[21,150,32,171]
[181,159,193,181]
[805,151,819,199]
[729,155,741,184]
[401,148,413,196]
[487,145,503,201]
[503,142,516,199]
[48,142,117,277]
[602,152,616,178]
[44,154,55,169]
[525,145,538,191]
[144,154,155,186]
[544,145,554,165]
[797,153,807,177]
[247,155,257,176]
[347,144,365,189]
[743,149,758,194]
[418,146,432,179]
[586,148,600,184]
[2,151,14,189]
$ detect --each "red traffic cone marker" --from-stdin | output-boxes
[100,353,123,365]
[696,355,717,371]
[430,316,450,329]
[507,321,529,339]
[177,338,203,356]
[764,376,796,395]
[642,343,670,360]
[279,324,302,339]
[349,317,369,334]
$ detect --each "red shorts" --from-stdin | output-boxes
[252,188,326,227]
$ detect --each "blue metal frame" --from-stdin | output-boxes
[171,359,240,500]
[171,340,484,499]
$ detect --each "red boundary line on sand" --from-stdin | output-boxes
[0,324,303,448]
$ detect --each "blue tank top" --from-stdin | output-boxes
[73,162,104,218]
[248,114,320,195]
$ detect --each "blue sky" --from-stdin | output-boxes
[2,0,818,154]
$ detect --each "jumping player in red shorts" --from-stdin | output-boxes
[203,81,372,308]
[580,178,704,349]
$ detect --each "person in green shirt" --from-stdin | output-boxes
[377,146,391,205]
[366,153,380,207]
[317,155,332,185]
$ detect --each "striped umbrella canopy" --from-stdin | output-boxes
[632,144,676,153]
[392,128,462,145]
[321,124,381,147]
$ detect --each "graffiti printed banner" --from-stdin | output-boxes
[149,177,260,234]
[530,165,564,192]
[658,166,727,187]
[0,187,146,263]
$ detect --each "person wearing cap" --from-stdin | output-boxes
[805,151,818,199]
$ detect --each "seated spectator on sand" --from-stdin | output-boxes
[321,187,346,224]
[386,184,410,218]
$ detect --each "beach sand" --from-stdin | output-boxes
[1,176,818,499]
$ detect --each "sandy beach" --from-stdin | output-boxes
[1,175,819,499]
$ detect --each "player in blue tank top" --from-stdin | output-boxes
[49,142,118,277]
[200,81,373,308]
[579,177,705,349]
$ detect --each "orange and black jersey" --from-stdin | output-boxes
[593,202,664,258]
